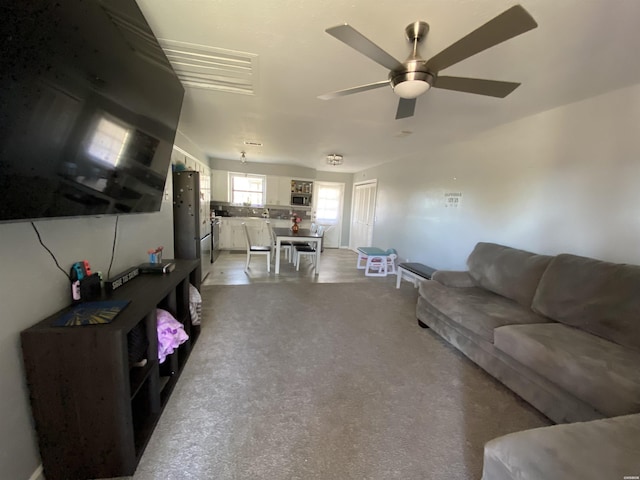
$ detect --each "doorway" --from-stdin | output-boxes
[349,180,377,251]
[313,181,345,248]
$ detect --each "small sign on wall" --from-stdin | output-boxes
[444,192,463,208]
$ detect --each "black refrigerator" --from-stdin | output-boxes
[173,171,212,281]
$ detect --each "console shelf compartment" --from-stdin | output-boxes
[21,259,200,480]
[129,359,157,400]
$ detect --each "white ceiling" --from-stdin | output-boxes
[136,0,640,173]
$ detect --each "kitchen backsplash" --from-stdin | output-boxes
[211,203,311,220]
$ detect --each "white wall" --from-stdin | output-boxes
[174,130,210,166]
[354,83,640,269]
[209,157,316,179]
[0,175,174,479]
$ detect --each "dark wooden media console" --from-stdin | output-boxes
[21,259,201,480]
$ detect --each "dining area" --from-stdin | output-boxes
[241,222,325,275]
[201,212,400,286]
[272,226,324,274]
[201,239,403,289]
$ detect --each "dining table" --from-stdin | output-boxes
[273,227,323,274]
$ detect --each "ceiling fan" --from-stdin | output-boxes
[318,5,538,119]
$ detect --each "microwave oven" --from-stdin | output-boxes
[291,194,310,206]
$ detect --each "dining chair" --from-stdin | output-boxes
[268,223,292,263]
[242,223,271,272]
[294,225,323,271]
[294,244,317,271]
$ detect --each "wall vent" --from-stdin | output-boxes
[158,39,258,95]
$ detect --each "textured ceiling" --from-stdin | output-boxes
[136,0,640,172]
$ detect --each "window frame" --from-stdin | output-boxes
[229,172,266,206]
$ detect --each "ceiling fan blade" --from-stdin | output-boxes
[326,24,404,71]
[318,80,389,100]
[425,5,538,73]
[395,98,417,119]
[434,76,520,98]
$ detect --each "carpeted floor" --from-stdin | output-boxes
[127,282,549,480]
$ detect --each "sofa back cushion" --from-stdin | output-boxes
[467,242,553,307]
[532,253,640,351]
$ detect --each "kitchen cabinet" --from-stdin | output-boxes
[218,217,312,250]
[217,217,316,251]
[265,176,279,205]
[171,148,210,178]
[219,218,275,250]
[265,176,293,206]
[211,170,229,202]
[269,218,294,229]
[218,218,232,249]
[278,177,293,205]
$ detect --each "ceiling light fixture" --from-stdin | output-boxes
[391,72,434,99]
[240,151,247,163]
[326,154,343,166]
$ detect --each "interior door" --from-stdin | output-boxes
[313,181,344,248]
[349,180,377,251]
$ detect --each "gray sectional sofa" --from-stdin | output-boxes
[415,242,640,479]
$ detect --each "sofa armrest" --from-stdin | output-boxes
[432,270,475,288]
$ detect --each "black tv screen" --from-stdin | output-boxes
[0,0,184,222]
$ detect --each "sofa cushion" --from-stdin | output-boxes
[494,323,640,417]
[531,253,640,351]
[432,270,475,287]
[482,414,640,480]
[419,281,550,343]
[466,243,553,308]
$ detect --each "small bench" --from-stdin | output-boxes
[396,262,436,288]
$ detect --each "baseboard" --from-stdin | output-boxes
[28,465,44,480]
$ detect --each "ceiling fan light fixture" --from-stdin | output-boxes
[394,80,430,99]
[391,71,434,99]
[326,154,343,166]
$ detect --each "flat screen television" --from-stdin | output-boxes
[0,0,184,222]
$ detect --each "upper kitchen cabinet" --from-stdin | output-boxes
[172,147,208,173]
[266,176,293,206]
[211,170,229,202]
[278,177,293,205]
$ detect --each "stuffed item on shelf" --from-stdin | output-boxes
[156,308,188,363]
